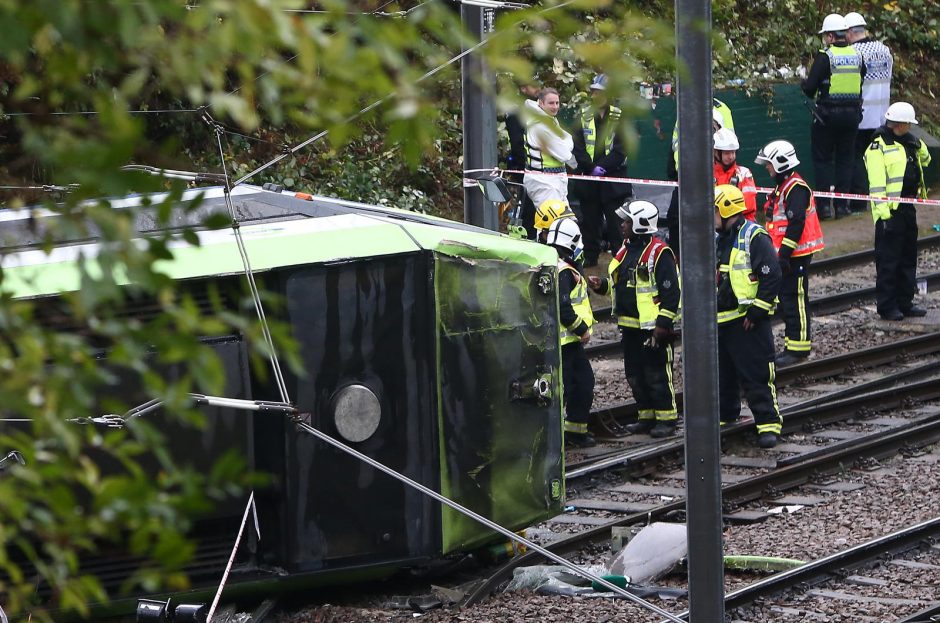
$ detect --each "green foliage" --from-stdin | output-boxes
[0,1,682,619]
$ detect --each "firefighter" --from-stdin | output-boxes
[533,199,576,242]
[864,102,932,320]
[714,184,783,449]
[713,128,758,221]
[667,106,732,259]
[754,140,825,366]
[545,218,597,447]
[587,200,680,438]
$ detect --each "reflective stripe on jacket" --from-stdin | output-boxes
[765,172,825,257]
[606,238,678,329]
[717,221,773,324]
[581,106,621,161]
[559,261,595,344]
[864,133,931,222]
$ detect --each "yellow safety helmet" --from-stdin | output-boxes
[534,199,575,231]
[714,184,747,219]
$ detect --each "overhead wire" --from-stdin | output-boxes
[233,0,576,187]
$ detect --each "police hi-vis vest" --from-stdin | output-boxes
[717,221,775,324]
[607,238,678,330]
[559,261,595,344]
[864,134,932,222]
[765,172,825,257]
[822,45,862,102]
[581,106,621,160]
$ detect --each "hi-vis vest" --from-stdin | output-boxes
[526,118,565,170]
[581,106,621,160]
[559,261,595,344]
[864,134,932,222]
[717,221,774,324]
[822,45,862,102]
[608,238,678,329]
[672,98,734,160]
[764,172,825,257]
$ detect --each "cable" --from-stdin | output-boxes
[1,108,201,118]
[233,0,578,187]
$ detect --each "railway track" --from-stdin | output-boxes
[464,365,940,612]
[584,234,940,359]
[589,330,940,435]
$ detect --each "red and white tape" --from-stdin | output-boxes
[464,167,940,208]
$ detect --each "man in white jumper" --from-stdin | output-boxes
[846,11,893,212]
[522,88,577,209]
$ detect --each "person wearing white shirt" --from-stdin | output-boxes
[522,88,577,210]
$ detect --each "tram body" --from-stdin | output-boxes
[2,185,564,597]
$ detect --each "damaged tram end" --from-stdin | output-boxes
[1,184,567,616]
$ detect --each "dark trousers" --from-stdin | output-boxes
[561,341,595,426]
[875,204,919,315]
[811,106,860,214]
[780,254,813,355]
[718,317,781,434]
[577,182,624,262]
[621,328,677,422]
[850,128,877,212]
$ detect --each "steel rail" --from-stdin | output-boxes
[571,372,940,480]
[589,331,940,434]
[464,410,940,607]
[896,602,940,623]
[716,516,940,615]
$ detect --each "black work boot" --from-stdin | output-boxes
[565,432,597,448]
[757,432,779,449]
[902,305,928,317]
[649,421,677,438]
[625,419,656,435]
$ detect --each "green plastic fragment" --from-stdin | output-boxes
[591,574,629,592]
[723,555,805,572]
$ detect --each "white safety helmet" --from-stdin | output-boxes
[713,127,740,151]
[843,12,867,29]
[885,102,918,125]
[614,200,659,235]
[712,109,725,129]
[819,13,848,34]
[546,217,583,254]
[755,140,800,174]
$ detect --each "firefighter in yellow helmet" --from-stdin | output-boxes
[534,199,576,243]
[714,185,783,449]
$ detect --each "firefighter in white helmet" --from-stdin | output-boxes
[713,128,758,221]
[588,200,680,438]
[864,102,932,320]
[755,140,825,366]
[545,217,597,447]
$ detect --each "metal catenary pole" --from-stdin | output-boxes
[460,4,499,230]
[675,0,726,620]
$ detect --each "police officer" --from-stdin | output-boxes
[864,102,932,321]
[755,140,826,366]
[802,13,865,220]
[588,200,680,438]
[715,185,783,448]
[545,218,597,447]
[713,128,758,221]
[846,11,893,213]
[572,74,633,267]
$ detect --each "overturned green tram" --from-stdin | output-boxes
[1,184,565,608]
